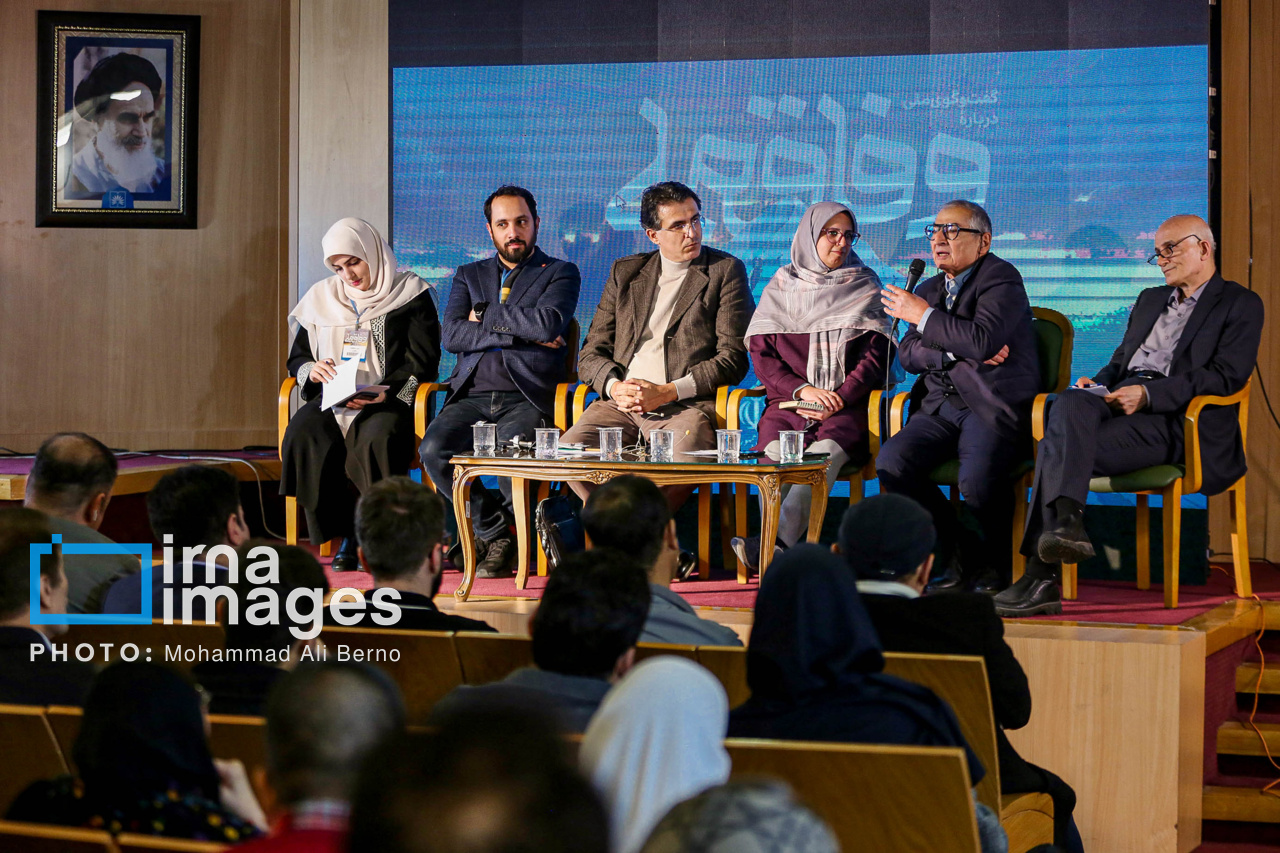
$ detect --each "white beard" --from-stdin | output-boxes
[95,123,159,192]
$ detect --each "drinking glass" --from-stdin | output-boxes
[598,427,625,462]
[780,430,806,464]
[472,422,497,456]
[648,429,675,463]
[716,429,742,464]
[535,427,560,460]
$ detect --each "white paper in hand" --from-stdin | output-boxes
[1070,384,1110,396]
[321,359,361,411]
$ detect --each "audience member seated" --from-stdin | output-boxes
[349,703,609,853]
[640,779,839,853]
[6,661,267,842]
[193,542,329,715]
[581,656,731,853]
[432,548,648,731]
[102,465,249,622]
[0,507,96,705]
[235,662,405,853]
[581,474,742,646]
[339,476,494,632]
[22,432,140,613]
[726,544,1007,852]
[837,494,1083,853]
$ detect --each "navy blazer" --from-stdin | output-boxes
[441,247,581,413]
[899,252,1040,437]
[1093,273,1263,495]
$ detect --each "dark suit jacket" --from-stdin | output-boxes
[578,247,753,415]
[442,247,581,413]
[0,627,96,706]
[900,252,1040,437]
[288,288,441,405]
[101,560,226,623]
[860,591,1047,794]
[1093,273,1263,495]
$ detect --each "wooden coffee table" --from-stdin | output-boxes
[449,454,830,601]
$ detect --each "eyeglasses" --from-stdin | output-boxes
[655,214,703,235]
[924,223,984,241]
[819,228,860,246]
[1146,234,1201,265]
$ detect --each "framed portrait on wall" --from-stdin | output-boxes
[36,11,200,228]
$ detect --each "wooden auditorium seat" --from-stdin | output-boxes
[116,835,227,852]
[0,705,69,816]
[633,642,699,663]
[694,644,751,707]
[454,631,535,685]
[725,739,981,853]
[44,706,83,772]
[58,621,226,673]
[0,821,115,853]
[318,626,463,724]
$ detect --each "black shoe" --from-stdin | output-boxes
[330,538,360,573]
[677,549,699,581]
[446,538,486,570]
[926,561,965,594]
[1037,499,1095,564]
[967,569,1007,596]
[475,535,515,579]
[993,573,1063,617]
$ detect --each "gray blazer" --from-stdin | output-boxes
[578,247,753,414]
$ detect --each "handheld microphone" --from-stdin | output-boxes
[883,258,929,431]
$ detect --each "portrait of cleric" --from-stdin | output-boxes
[63,47,171,201]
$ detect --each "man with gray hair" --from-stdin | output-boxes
[234,662,405,853]
[879,200,1040,594]
[997,214,1264,615]
[23,432,139,613]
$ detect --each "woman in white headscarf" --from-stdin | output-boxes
[280,218,440,569]
[580,657,731,853]
[731,202,893,572]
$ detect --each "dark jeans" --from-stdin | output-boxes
[1020,381,1182,556]
[418,391,546,541]
[876,397,1026,583]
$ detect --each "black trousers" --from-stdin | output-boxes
[1003,755,1083,852]
[876,397,1026,583]
[418,390,546,542]
[1020,381,1182,556]
[280,398,417,543]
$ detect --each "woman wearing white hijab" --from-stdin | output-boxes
[581,657,731,853]
[281,218,440,568]
[731,202,892,571]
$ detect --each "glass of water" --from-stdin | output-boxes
[472,422,497,456]
[780,430,806,464]
[598,427,625,462]
[648,429,675,463]
[716,429,742,464]
[535,427,560,460]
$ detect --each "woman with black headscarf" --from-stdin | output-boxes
[727,544,1007,852]
[6,662,266,842]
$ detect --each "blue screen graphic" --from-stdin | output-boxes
[393,45,1207,393]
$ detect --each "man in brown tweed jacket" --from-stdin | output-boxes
[565,181,753,509]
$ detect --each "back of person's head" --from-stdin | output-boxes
[349,702,609,853]
[147,465,241,547]
[836,494,936,581]
[531,548,650,678]
[74,662,219,808]
[640,780,839,853]
[580,474,671,571]
[0,507,61,620]
[26,432,118,517]
[265,662,405,808]
[225,541,328,652]
[355,476,444,582]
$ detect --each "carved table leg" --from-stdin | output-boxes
[805,468,829,544]
[757,474,782,578]
[452,471,477,601]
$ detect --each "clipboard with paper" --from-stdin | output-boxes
[321,358,389,410]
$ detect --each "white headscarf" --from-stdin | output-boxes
[287,218,429,430]
[745,202,891,391]
[581,657,731,853]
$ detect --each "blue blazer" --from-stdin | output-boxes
[441,247,581,413]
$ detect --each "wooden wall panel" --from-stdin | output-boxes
[1220,0,1280,562]
[0,0,289,452]
[295,0,389,302]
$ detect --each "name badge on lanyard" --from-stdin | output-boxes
[342,328,369,363]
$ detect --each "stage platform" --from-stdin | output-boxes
[0,450,281,501]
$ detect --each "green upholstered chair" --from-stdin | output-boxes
[1043,378,1253,608]
[882,307,1074,583]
